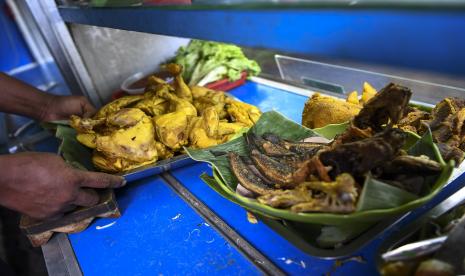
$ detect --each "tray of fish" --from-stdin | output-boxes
[187,82,465,257]
[52,64,261,181]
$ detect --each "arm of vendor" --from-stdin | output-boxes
[0,73,125,220]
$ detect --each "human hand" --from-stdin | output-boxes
[0,152,125,220]
[40,95,96,122]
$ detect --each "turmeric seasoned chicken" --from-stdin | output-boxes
[301,81,378,129]
[69,63,261,172]
[302,93,361,128]
[72,108,158,172]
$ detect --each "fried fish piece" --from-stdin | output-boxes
[353,83,412,131]
[228,152,275,195]
[250,149,311,188]
[257,185,313,208]
[320,128,407,178]
[380,155,442,175]
[245,132,295,157]
[290,173,358,213]
[262,132,325,155]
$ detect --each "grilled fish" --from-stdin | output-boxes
[250,149,311,188]
[320,128,407,177]
[228,152,275,195]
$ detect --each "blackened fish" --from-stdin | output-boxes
[228,152,275,195]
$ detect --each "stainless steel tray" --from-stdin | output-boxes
[121,154,194,182]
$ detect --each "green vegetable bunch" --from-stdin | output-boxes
[172,40,261,86]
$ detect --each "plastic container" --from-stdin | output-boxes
[112,71,248,100]
[120,72,146,95]
[275,55,465,105]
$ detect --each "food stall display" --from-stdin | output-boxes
[20,1,465,275]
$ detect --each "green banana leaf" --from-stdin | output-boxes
[188,111,455,227]
[55,125,94,171]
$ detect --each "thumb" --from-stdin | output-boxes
[77,171,126,189]
[81,102,96,118]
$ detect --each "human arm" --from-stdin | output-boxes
[0,152,125,219]
[0,72,96,121]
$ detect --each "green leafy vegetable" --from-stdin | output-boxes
[171,40,261,85]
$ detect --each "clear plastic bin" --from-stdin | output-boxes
[276,54,465,105]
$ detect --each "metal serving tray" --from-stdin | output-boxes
[121,154,195,182]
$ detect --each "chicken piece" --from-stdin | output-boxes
[92,151,156,173]
[193,93,228,119]
[226,100,261,126]
[134,96,169,117]
[70,115,106,133]
[187,107,222,149]
[302,93,362,128]
[94,95,144,119]
[218,121,248,137]
[92,108,158,172]
[154,112,189,151]
[158,88,197,117]
[191,86,213,99]
[421,98,465,164]
[163,63,193,102]
[144,75,168,92]
[361,81,377,104]
[76,133,97,148]
[133,86,170,116]
[331,124,374,145]
[155,141,174,160]
[153,89,198,151]
[346,91,359,105]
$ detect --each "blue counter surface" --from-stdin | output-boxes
[68,81,380,275]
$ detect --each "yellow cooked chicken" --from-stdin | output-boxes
[70,63,261,173]
[302,93,362,128]
[302,82,377,129]
[187,107,221,149]
[153,88,197,150]
[72,108,158,172]
[226,100,261,125]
